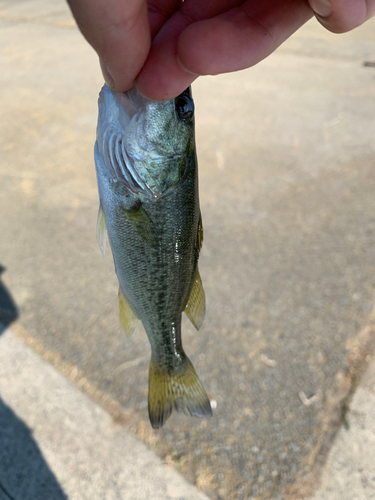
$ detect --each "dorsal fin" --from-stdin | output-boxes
[198,212,203,251]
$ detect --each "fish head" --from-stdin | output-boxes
[97,85,195,200]
[127,86,195,157]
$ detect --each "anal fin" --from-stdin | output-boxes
[184,268,205,330]
[118,288,138,338]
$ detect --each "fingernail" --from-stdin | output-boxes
[177,57,200,76]
[309,0,331,18]
[100,59,116,90]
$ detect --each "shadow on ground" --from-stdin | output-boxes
[0,265,18,335]
[0,397,67,500]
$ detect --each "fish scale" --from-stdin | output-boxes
[110,165,197,364]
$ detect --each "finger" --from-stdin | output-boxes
[136,11,198,100]
[308,0,375,33]
[137,0,312,99]
[148,0,183,38]
[177,0,312,76]
[137,0,240,100]
[67,0,150,92]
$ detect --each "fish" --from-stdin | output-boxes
[94,84,212,429]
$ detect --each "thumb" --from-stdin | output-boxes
[308,0,375,33]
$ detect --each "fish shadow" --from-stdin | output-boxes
[0,265,19,336]
[0,397,68,500]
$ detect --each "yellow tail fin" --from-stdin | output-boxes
[148,356,212,429]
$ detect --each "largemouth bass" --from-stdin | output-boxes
[94,84,212,429]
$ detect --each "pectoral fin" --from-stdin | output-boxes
[123,203,158,248]
[118,288,138,338]
[96,204,107,258]
[184,268,205,330]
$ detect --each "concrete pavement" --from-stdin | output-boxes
[1,1,375,499]
[0,327,209,500]
[1,322,375,500]
[310,339,375,500]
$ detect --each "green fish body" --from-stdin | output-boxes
[94,85,212,428]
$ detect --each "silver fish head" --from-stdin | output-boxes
[96,85,195,200]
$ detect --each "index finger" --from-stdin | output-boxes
[137,0,312,100]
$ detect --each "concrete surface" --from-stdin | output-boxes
[0,327,209,500]
[2,326,375,500]
[1,1,375,499]
[310,350,375,500]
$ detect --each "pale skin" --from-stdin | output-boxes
[67,0,375,101]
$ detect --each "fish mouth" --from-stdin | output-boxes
[118,89,139,126]
[99,84,139,131]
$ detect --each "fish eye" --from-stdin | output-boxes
[175,94,194,121]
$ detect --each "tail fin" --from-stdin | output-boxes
[148,355,213,429]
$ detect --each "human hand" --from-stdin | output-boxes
[67,0,375,101]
